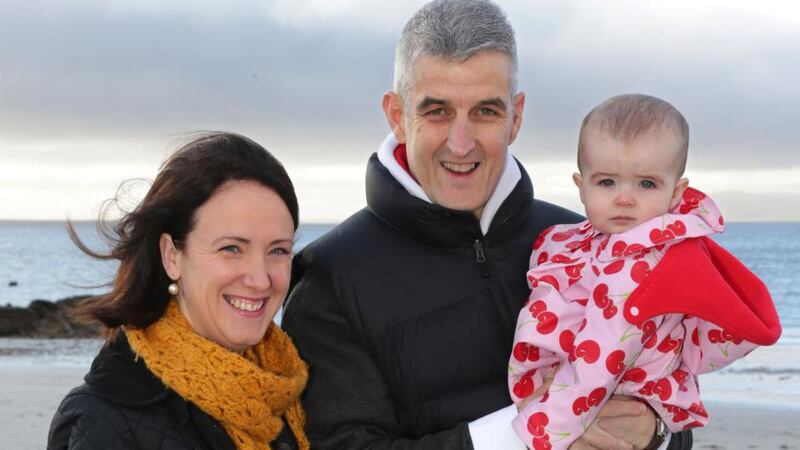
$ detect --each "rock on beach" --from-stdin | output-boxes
[0,296,100,337]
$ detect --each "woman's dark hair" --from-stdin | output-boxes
[70,132,299,334]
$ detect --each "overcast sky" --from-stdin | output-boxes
[1,0,798,222]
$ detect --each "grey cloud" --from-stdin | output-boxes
[1,1,798,169]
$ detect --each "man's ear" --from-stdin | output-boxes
[382,91,407,143]
[159,233,182,281]
[670,177,690,211]
[508,92,526,145]
[572,172,586,205]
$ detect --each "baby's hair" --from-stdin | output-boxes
[577,94,689,175]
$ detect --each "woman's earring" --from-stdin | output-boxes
[168,282,180,296]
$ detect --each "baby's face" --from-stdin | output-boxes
[574,129,688,234]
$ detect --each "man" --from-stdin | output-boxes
[283,1,691,449]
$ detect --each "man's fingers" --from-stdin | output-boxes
[571,425,633,450]
[595,396,648,419]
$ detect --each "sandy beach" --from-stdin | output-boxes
[1,361,798,449]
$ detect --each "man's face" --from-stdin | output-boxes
[384,51,524,218]
[573,129,688,234]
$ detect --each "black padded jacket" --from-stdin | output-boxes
[283,154,693,449]
[47,333,299,450]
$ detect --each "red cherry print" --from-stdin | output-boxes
[528,299,547,317]
[551,254,578,264]
[593,283,611,308]
[551,229,575,242]
[689,402,708,418]
[722,329,743,344]
[513,372,535,399]
[537,251,549,265]
[592,265,600,276]
[605,350,626,375]
[536,311,559,335]
[666,220,687,236]
[587,387,607,406]
[578,318,587,332]
[603,304,618,319]
[657,335,680,354]
[691,327,700,346]
[679,188,706,214]
[603,260,626,275]
[513,343,540,363]
[559,330,576,355]
[622,367,647,383]
[630,261,651,284]
[533,227,552,250]
[671,408,689,423]
[597,237,610,256]
[527,411,549,437]
[640,320,658,349]
[572,396,590,415]
[672,369,688,385]
[566,239,591,252]
[623,243,646,256]
[649,228,676,245]
[612,240,628,257]
[538,275,560,290]
[574,340,601,364]
[565,263,584,279]
[575,298,588,306]
[639,381,655,396]
[512,342,529,362]
[653,378,672,401]
[532,436,552,450]
[707,329,724,343]
[682,421,704,431]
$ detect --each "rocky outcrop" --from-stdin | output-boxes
[0,296,101,337]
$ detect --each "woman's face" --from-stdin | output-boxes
[160,180,294,352]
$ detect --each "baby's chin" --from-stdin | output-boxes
[596,218,644,234]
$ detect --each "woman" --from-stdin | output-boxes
[48,132,309,449]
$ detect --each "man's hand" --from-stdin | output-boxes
[569,395,655,450]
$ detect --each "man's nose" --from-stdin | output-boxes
[446,116,476,157]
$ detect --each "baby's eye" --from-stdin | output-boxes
[598,179,614,187]
[640,180,657,189]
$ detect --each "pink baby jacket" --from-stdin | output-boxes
[508,188,781,450]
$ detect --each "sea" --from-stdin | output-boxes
[1,221,799,407]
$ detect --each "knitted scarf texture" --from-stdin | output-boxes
[126,301,309,450]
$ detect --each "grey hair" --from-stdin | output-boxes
[393,0,518,102]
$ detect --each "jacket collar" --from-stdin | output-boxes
[375,133,522,235]
[84,332,172,406]
[366,150,534,249]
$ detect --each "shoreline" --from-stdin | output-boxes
[0,362,798,449]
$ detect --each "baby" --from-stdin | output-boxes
[508,94,782,450]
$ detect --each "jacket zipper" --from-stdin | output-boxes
[473,239,486,263]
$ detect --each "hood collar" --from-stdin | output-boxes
[376,133,521,235]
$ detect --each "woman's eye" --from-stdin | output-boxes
[640,180,656,189]
[598,179,614,187]
[270,247,292,256]
[220,245,241,254]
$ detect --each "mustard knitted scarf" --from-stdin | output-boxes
[126,301,309,450]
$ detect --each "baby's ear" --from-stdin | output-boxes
[572,173,586,205]
[670,177,689,210]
